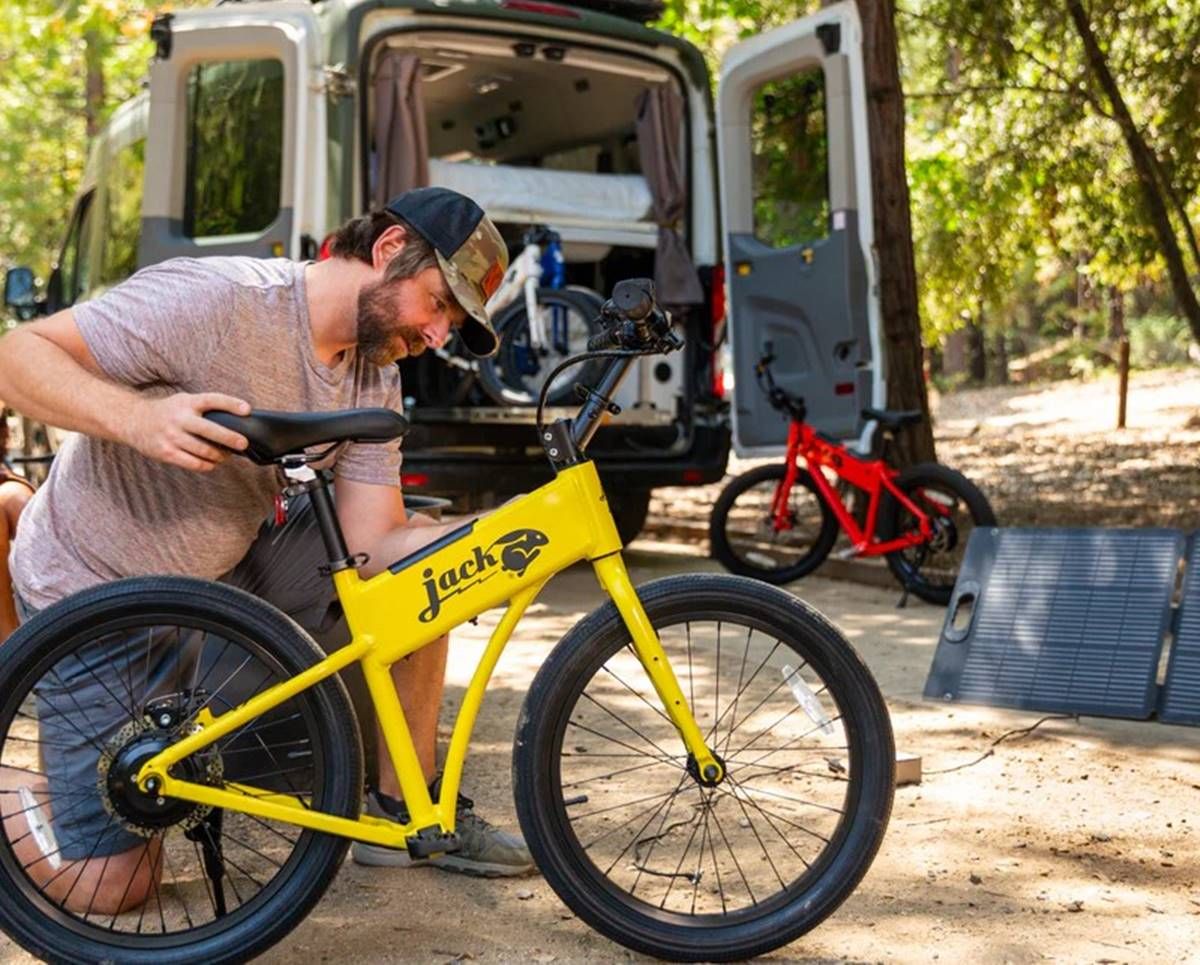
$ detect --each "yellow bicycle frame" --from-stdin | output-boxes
[136,459,722,850]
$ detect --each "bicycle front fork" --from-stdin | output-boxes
[591,554,725,784]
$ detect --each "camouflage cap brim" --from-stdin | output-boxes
[440,212,507,358]
[436,251,499,358]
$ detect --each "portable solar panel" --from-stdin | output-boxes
[1160,537,1200,725]
[924,528,1185,720]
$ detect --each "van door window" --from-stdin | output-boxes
[59,192,96,305]
[750,68,829,248]
[183,59,284,238]
[100,139,145,285]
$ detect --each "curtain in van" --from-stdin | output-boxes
[636,85,703,306]
[373,51,429,207]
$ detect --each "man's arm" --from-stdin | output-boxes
[0,310,250,472]
[335,476,474,580]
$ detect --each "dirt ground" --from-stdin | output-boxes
[275,558,1199,964]
[2,369,1198,963]
[646,365,1200,543]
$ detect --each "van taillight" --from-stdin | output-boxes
[501,0,581,17]
[317,234,335,261]
[710,264,726,399]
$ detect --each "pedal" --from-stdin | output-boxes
[405,825,461,859]
[834,546,860,560]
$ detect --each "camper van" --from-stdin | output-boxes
[4,0,882,541]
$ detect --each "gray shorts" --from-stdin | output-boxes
[15,494,349,860]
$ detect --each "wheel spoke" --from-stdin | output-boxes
[579,691,678,764]
[724,773,817,864]
[566,719,685,769]
[602,772,691,879]
[722,628,754,756]
[599,663,673,729]
[703,640,784,746]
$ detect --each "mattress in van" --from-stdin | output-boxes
[428,159,654,225]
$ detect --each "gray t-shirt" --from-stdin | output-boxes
[12,256,403,609]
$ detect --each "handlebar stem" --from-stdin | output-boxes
[570,354,636,451]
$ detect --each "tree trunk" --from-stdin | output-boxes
[942,329,968,378]
[991,329,1009,385]
[84,29,106,141]
[1064,0,1200,341]
[1107,286,1125,340]
[855,0,937,467]
[1146,150,1200,277]
[966,319,986,383]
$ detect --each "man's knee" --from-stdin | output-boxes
[0,480,33,533]
[35,843,161,916]
[0,772,160,915]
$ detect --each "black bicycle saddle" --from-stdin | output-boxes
[860,407,923,431]
[204,408,409,465]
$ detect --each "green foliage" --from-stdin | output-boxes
[903,0,1199,351]
[0,0,183,279]
[2,0,1195,370]
[183,60,284,238]
[751,70,829,248]
[1127,314,1194,367]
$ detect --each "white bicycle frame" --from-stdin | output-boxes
[432,242,546,371]
[485,243,547,348]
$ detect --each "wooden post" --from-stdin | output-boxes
[1117,336,1130,429]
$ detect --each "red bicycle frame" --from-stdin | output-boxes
[772,420,939,557]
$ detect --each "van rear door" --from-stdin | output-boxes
[716,0,880,454]
[140,8,323,264]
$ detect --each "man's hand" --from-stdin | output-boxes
[126,392,251,472]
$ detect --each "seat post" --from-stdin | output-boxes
[282,461,351,568]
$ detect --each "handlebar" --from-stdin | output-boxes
[585,279,683,354]
[536,278,683,465]
[755,348,807,421]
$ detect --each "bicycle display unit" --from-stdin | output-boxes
[711,351,995,604]
[0,282,893,963]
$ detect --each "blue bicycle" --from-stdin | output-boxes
[477,226,605,406]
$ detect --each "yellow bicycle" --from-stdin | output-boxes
[0,281,893,963]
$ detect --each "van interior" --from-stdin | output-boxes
[368,31,701,422]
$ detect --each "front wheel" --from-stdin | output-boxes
[709,463,838,584]
[882,463,996,605]
[512,574,894,961]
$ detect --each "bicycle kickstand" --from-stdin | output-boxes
[186,808,228,917]
[896,544,928,609]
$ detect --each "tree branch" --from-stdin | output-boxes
[906,83,1081,100]
[1063,0,1200,338]
[895,3,1113,120]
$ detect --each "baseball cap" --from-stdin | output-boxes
[385,187,508,358]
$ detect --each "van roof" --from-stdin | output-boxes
[331,0,710,90]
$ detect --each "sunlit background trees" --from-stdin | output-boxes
[4,0,1197,384]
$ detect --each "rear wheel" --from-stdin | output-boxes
[478,287,605,406]
[512,574,894,961]
[882,463,996,605]
[709,463,838,584]
[0,578,362,964]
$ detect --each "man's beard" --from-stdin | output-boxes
[356,280,426,365]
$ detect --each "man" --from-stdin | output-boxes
[0,187,532,914]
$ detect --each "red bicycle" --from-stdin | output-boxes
[710,353,995,604]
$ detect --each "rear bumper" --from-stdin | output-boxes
[399,421,730,506]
